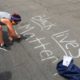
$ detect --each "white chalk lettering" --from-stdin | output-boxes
[34,43,50,49]
[29,37,45,43]
[20,27,35,35]
[18,24,30,29]
[51,30,80,58]
[51,36,68,56]
[0,48,8,52]
[29,37,50,50]
[40,50,58,63]
[67,48,80,58]
[65,41,79,49]
[31,15,56,31]
[25,33,36,41]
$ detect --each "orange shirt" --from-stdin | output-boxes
[0,18,16,36]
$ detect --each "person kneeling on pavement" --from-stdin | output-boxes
[0,11,21,47]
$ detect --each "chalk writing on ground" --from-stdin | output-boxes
[51,30,80,58]
[18,14,80,77]
[19,15,80,61]
[0,47,8,52]
[31,15,56,31]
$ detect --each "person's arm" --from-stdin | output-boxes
[1,18,17,37]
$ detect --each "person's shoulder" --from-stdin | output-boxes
[1,18,11,24]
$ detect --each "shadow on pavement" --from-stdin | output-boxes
[0,71,12,80]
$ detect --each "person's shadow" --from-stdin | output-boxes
[0,71,12,80]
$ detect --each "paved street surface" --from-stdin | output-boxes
[0,0,80,80]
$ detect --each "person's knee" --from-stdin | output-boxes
[0,25,2,31]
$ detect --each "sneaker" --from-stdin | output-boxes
[0,43,11,50]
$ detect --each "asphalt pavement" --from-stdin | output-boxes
[0,0,80,80]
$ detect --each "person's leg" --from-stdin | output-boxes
[7,28,13,42]
[7,28,21,42]
[0,25,4,47]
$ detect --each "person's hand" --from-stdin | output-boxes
[16,34,21,39]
